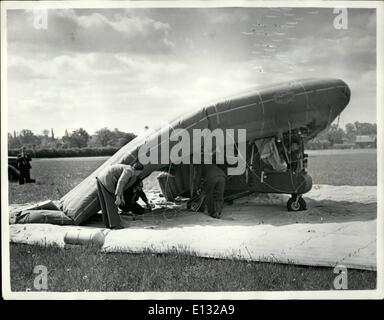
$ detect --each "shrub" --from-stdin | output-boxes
[8,147,119,158]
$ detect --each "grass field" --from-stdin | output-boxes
[10,244,376,292]
[8,149,377,204]
[8,149,377,291]
[307,149,377,186]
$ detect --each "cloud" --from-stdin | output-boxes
[201,8,249,25]
[7,50,190,136]
[6,7,377,136]
[282,35,375,74]
[7,9,174,54]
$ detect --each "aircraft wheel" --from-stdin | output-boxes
[287,196,306,212]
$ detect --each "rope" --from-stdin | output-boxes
[226,130,299,194]
[163,162,174,200]
[287,121,296,191]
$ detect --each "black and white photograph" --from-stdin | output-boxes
[1,0,383,300]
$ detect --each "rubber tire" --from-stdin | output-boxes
[287,197,307,211]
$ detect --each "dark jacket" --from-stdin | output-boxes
[122,179,148,207]
[17,152,32,171]
[194,164,226,184]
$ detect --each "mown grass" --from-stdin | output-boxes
[8,150,377,291]
[307,150,376,186]
[8,157,107,204]
[8,150,377,204]
[10,244,376,292]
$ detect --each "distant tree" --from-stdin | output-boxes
[326,124,345,146]
[354,122,376,135]
[39,129,58,148]
[111,128,136,147]
[8,133,16,149]
[67,128,90,148]
[51,128,55,140]
[345,123,356,141]
[93,128,136,147]
[118,132,136,147]
[19,129,38,146]
[94,128,114,147]
[8,132,20,149]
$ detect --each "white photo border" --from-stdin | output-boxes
[1,0,383,300]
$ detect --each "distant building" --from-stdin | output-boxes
[333,142,355,149]
[306,138,331,150]
[355,135,377,148]
[332,137,355,149]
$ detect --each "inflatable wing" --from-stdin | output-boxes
[59,78,350,224]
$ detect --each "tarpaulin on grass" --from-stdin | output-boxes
[10,185,377,271]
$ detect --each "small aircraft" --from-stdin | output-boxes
[58,78,351,225]
[154,78,351,213]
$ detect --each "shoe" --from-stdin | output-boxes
[210,212,221,219]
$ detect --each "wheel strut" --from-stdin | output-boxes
[287,194,307,212]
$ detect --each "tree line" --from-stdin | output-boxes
[8,127,137,157]
[8,121,377,156]
[313,121,376,146]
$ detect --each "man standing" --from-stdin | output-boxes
[96,162,144,229]
[119,178,152,215]
[194,164,226,219]
[17,146,35,184]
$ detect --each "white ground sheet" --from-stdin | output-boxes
[9,184,377,270]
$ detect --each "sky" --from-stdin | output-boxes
[6,6,377,138]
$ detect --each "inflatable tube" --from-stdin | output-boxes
[64,229,106,247]
[59,78,350,225]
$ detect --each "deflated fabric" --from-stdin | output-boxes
[254,138,287,172]
[58,79,349,225]
[157,165,193,201]
[16,210,74,225]
[59,110,208,225]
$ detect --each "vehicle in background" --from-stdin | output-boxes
[8,156,20,181]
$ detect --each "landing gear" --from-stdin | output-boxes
[287,194,306,212]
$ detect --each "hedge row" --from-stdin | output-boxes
[8,147,120,158]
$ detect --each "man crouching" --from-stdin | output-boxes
[119,177,152,215]
[96,162,144,229]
